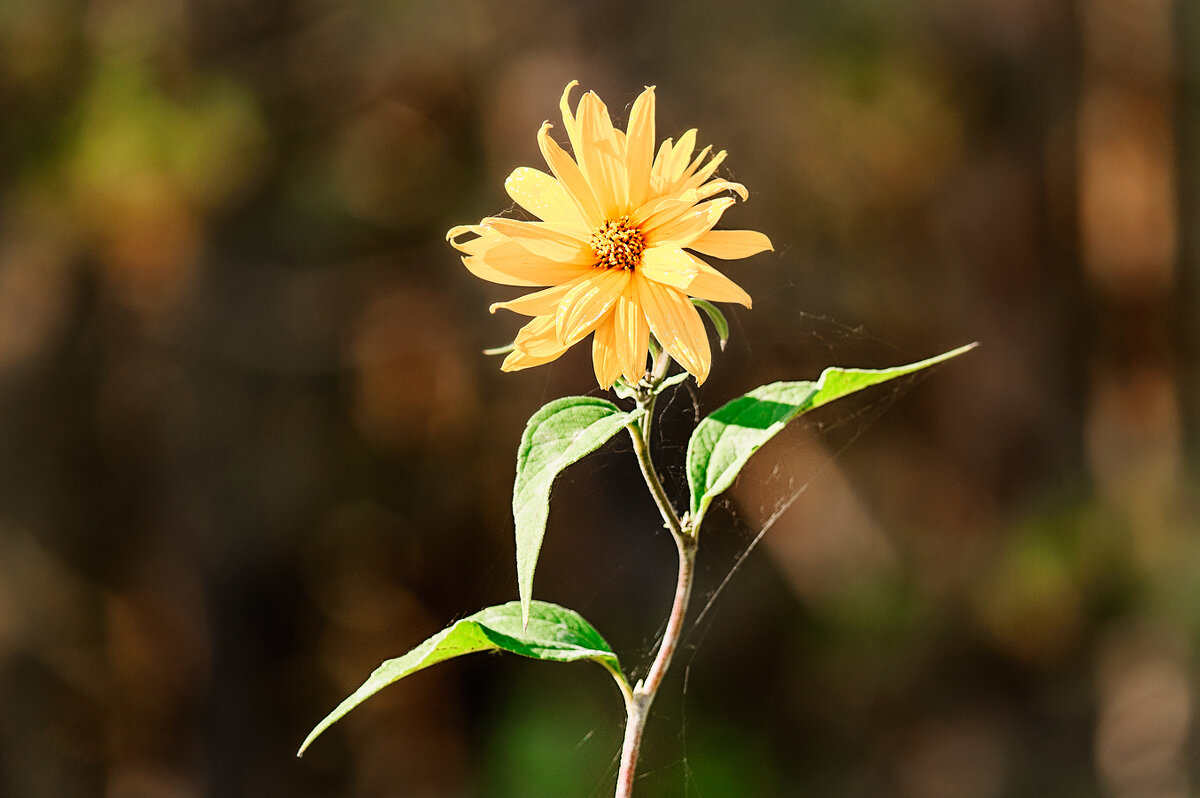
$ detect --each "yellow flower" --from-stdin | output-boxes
[448,81,772,388]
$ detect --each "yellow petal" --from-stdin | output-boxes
[537,122,603,226]
[447,224,495,255]
[635,275,711,383]
[665,129,698,182]
[683,253,752,308]
[681,145,715,183]
[645,198,734,249]
[559,80,583,161]
[629,190,700,229]
[684,149,728,190]
[555,268,629,345]
[613,284,650,384]
[688,229,773,260]
[480,217,589,262]
[576,91,627,216]
[505,167,587,228]
[611,128,627,160]
[514,315,569,357]
[462,238,592,287]
[502,315,571,372]
[649,137,675,194]
[640,245,699,291]
[502,346,567,372]
[695,178,748,202]
[591,316,623,389]
[489,275,585,316]
[625,86,656,208]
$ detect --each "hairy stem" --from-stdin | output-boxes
[615,523,696,798]
[627,412,683,539]
[616,383,697,798]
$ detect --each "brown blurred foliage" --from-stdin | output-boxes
[1,1,1198,797]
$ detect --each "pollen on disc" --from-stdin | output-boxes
[590,216,646,270]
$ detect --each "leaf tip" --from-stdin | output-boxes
[937,342,979,363]
[483,341,516,356]
[296,730,319,758]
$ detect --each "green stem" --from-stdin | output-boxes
[616,360,697,798]
[628,347,680,536]
[604,661,636,709]
[627,413,683,539]
[615,515,697,798]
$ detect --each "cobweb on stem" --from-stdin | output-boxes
[485,287,962,795]
[622,307,958,796]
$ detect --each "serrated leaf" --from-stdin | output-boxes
[686,344,976,524]
[298,600,623,756]
[514,397,645,626]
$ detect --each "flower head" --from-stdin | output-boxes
[448,81,772,388]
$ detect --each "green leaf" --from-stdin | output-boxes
[612,370,690,401]
[483,341,516,356]
[686,344,976,524]
[612,379,637,400]
[298,600,624,756]
[514,397,645,626]
[653,371,691,394]
[691,298,730,350]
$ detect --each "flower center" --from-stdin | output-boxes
[590,216,645,270]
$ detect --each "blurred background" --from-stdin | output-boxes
[2,0,1198,796]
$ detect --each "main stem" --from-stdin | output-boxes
[617,389,697,798]
[615,530,695,798]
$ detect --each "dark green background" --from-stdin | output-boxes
[2,1,1198,796]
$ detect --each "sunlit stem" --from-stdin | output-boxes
[649,342,672,384]
[634,343,674,458]
[617,351,698,798]
[627,416,682,540]
[628,348,680,539]
[614,528,696,797]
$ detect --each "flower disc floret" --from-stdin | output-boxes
[448,81,773,389]
[591,216,645,271]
